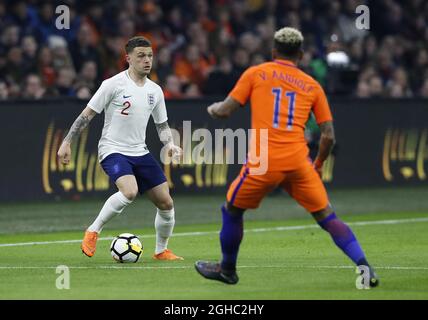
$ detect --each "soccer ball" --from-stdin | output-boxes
[110,233,143,263]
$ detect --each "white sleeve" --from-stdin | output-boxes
[151,89,168,124]
[87,80,115,114]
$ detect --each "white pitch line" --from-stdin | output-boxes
[0,265,427,271]
[0,217,428,248]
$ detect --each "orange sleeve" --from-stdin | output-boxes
[312,84,333,124]
[228,67,255,106]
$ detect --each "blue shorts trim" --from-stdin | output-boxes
[101,153,167,194]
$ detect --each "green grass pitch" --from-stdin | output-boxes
[0,188,428,299]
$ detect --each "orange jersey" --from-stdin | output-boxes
[229,59,333,171]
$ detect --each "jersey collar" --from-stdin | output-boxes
[274,59,298,68]
[126,69,147,87]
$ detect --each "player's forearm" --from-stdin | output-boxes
[62,108,95,144]
[315,121,336,163]
[209,96,240,118]
[316,136,334,162]
[155,121,174,145]
[213,103,232,118]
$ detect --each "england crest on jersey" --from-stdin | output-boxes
[147,93,155,107]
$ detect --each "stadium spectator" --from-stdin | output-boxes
[356,80,371,98]
[69,22,100,73]
[82,1,104,37]
[5,46,25,84]
[21,35,38,74]
[163,74,183,99]
[174,44,210,89]
[7,1,38,36]
[183,83,202,98]
[255,18,276,57]
[420,78,428,98]
[22,74,46,99]
[75,85,92,99]
[363,35,378,60]
[76,60,99,93]
[37,46,56,86]
[386,67,413,97]
[238,32,262,56]
[48,36,75,71]
[0,24,20,56]
[410,48,428,92]
[99,35,126,79]
[208,9,235,59]
[36,1,59,43]
[0,80,8,100]
[232,47,250,75]
[368,75,385,98]
[203,56,238,96]
[250,53,266,66]
[192,0,216,34]
[165,5,186,36]
[0,2,7,32]
[154,46,174,86]
[54,67,76,97]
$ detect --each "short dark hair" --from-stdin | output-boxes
[274,39,302,58]
[125,36,152,53]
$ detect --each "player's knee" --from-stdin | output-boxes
[311,204,334,222]
[226,202,246,215]
[320,204,334,215]
[122,188,138,201]
[157,197,174,211]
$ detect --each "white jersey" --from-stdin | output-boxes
[87,70,167,162]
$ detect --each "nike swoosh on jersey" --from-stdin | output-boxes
[123,95,132,98]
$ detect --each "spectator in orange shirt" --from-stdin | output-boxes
[174,44,210,89]
[163,74,183,99]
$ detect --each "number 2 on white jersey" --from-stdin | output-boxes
[121,101,131,115]
[271,88,296,130]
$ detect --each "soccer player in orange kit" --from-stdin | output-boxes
[195,27,379,287]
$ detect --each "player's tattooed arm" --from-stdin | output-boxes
[207,96,240,119]
[156,121,182,161]
[63,108,96,143]
[58,106,97,164]
[314,121,336,171]
[155,121,174,145]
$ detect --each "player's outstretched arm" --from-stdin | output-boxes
[156,121,182,162]
[207,96,241,119]
[314,121,336,176]
[57,106,97,165]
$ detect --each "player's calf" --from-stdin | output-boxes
[314,210,380,287]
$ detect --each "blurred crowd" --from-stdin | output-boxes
[0,0,428,100]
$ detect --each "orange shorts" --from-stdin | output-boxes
[226,161,329,212]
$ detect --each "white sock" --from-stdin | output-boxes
[87,191,133,233]
[155,207,175,254]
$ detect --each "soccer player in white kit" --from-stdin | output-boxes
[57,36,183,260]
